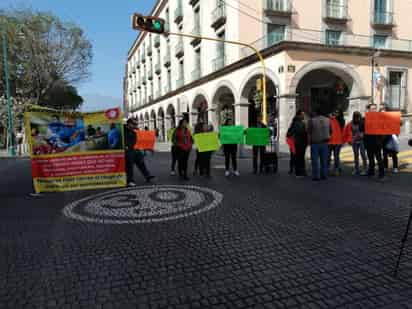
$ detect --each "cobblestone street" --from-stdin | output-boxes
[1,154,412,308]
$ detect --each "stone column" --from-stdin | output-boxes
[191,111,199,128]
[234,99,250,128]
[278,95,297,144]
[208,106,218,130]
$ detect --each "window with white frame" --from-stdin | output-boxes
[325,30,342,45]
[267,24,285,45]
[387,70,407,110]
[373,35,388,49]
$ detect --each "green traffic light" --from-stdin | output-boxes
[153,21,161,30]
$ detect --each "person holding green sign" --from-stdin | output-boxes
[222,119,240,177]
[252,115,267,174]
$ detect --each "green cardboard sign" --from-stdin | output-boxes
[219,126,244,145]
[245,128,270,146]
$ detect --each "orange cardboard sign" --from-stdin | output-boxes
[134,130,156,150]
[365,112,401,135]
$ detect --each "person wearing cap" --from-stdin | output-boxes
[124,119,155,186]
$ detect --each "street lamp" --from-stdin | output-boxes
[371,50,382,108]
[1,26,15,156]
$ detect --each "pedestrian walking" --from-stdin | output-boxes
[343,111,368,176]
[287,110,308,178]
[308,108,331,181]
[172,119,193,181]
[252,115,266,174]
[364,104,385,180]
[328,110,345,176]
[16,128,24,156]
[222,119,240,177]
[383,134,400,173]
[124,119,155,186]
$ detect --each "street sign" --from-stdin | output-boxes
[132,13,165,34]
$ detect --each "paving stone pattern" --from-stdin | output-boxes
[0,154,412,308]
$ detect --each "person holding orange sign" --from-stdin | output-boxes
[364,104,385,180]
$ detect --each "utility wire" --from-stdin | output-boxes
[221,0,335,45]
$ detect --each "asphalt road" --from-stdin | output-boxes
[1,153,412,309]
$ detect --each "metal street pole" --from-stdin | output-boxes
[2,29,15,156]
[165,31,268,125]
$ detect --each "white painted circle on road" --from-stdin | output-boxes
[62,185,223,224]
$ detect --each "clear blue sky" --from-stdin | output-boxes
[1,0,156,110]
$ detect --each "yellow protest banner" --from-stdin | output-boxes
[25,107,126,193]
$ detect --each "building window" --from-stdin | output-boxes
[325,30,342,45]
[269,0,289,11]
[267,24,285,45]
[387,70,406,110]
[326,0,346,18]
[373,35,388,49]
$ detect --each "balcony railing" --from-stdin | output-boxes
[175,39,184,57]
[174,5,183,23]
[241,27,412,58]
[212,56,226,72]
[324,4,349,21]
[211,5,226,29]
[154,35,160,48]
[264,0,292,16]
[373,12,394,27]
[155,90,161,99]
[176,77,184,88]
[191,68,201,81]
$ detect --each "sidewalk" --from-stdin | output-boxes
[0,149,29,159]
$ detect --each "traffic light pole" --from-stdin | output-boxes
[165,31,268,125]
[2,29,15,156]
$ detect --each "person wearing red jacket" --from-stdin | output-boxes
[172,119,193,181]
[328,110,345,176]
[343,111,368,176]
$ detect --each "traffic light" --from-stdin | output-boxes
[132,14,165,34]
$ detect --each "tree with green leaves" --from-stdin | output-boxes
[0,9,92,110]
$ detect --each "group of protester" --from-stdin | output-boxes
[124,103,400,186]
[286,103,400,181]
[167,115,272,181]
